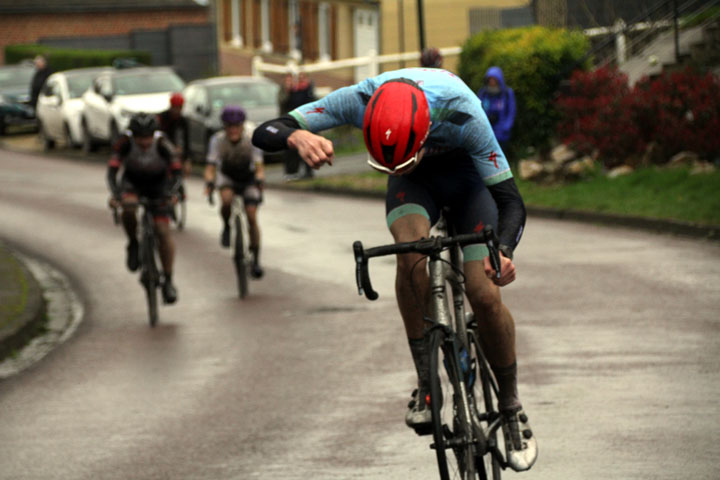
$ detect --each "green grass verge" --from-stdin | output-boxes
[293,166,720,225]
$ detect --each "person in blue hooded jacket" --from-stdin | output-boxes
[477,66,516,154]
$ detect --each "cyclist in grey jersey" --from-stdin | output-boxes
[253,68,536,471]
[204,106,265,278]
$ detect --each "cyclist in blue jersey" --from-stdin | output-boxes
[252,68,536,471]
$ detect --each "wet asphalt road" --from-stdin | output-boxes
[1,147,719,480]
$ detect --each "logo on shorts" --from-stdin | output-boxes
[307,107,326,114]
[473,221,485,232]
[489,151,498,169]
[396,191,406,202]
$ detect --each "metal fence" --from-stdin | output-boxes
[251,46,462,80]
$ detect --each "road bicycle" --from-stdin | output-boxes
[353,224,508,480]
[209,191,250,298]
[113,196,170,327]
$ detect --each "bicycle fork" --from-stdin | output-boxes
[428,256,477,450]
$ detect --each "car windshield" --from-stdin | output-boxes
[113,71,185,96]
[208,82,279,110]
[67,72,104,99]
[0,67,35,88]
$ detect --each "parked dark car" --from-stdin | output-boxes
[182,76,280,162]
[0,63,37,135]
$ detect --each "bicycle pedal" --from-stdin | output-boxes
[412,423,433,436]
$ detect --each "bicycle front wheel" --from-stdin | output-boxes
[429,329,479,480]
[467,331,503,480]
[233,213,249,299]
[140,234,159,327]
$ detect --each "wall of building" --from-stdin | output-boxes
[380,0,529,72]
[0,9,208,64]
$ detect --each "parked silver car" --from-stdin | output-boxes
[182,76,280,162]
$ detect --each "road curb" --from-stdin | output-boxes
[0,243,46,363]
[0,249,84,379]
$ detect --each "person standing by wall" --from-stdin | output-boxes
[420,47,443,68]
[477,66,516,168]
[29,55,52,111]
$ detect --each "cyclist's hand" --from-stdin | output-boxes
[484,254,516,286]
[169,195,179,206]
[108,196,120,209]
[255,178,265,192]
[288,130,334,169]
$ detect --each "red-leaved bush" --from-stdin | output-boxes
[556,67,720,167]
[556,67,644,167]
[633,69,720,160]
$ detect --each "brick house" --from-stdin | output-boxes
[216,0,532,88]
[0,0,210,65]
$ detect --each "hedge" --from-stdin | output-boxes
[458,26,590,155]
[557,67,720,165]
[5,44,152,71]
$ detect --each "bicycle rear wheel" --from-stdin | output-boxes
[429,329,479,480]
[140,225,159,327]
[233,213,249,299]
[467,330,503,480]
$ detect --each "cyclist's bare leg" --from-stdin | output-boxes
[390,213,435,423]
[219,187,234,225]
[120,196,139,240]
[154,218,175,275]
[465,261,537,469]
[464,261,516,365]
[245,204,260,249]
[389,214,432,340]
[464,260,521,410]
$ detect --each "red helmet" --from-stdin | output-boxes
[363,78,430,175]
[170,92,184,108]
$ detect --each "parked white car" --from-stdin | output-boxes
[80,66,185,152]
[36,67,111,150]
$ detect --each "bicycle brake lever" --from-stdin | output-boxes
[353,241,378,300]
[483,226,502,280]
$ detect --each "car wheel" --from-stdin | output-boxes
[38,121,55,151]
[64,123,78,149]
[82,121,97,154]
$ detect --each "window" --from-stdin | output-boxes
[261,0,272,52]
[231,0,243,47]
[288,0,301,60]
[318,3,331,62]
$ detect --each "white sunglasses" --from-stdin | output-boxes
[367,153,420,175]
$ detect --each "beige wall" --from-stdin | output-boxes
[380,0,529,71]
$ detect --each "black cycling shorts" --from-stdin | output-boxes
[385,149,498,262]
[120,176,173,218]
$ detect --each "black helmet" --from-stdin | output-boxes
[128,112,158,137]
[420,47,443,68]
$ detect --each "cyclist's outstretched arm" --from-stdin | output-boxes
[253,85,366,167]
[253,115,334,169]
